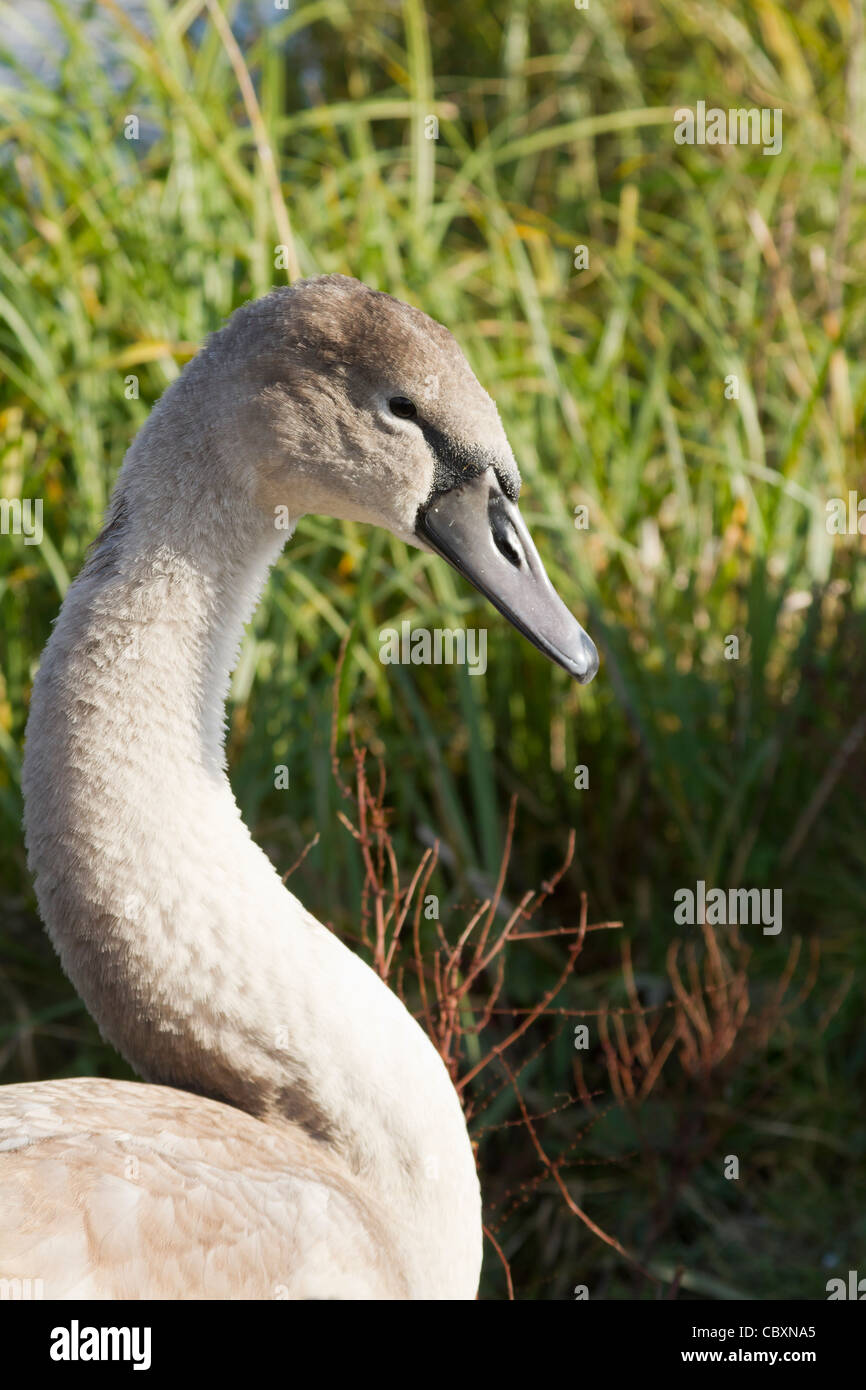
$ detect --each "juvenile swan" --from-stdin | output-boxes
[2,275,597,1300]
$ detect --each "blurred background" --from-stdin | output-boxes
[1,0,864,1299]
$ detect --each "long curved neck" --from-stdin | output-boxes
[22,439,481,1298]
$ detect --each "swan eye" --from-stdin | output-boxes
[389,396,417,420]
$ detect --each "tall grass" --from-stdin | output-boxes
[1,0,864,1297]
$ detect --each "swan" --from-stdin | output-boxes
[1,274,598,1300]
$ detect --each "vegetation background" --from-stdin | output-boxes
[1,0,864,1299]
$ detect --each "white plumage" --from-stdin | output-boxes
[2,274,596,1299]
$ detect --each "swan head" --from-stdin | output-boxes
[205,274,598,683]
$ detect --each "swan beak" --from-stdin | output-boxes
[415,468,599,684]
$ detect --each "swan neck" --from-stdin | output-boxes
[21,467,482,1297]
